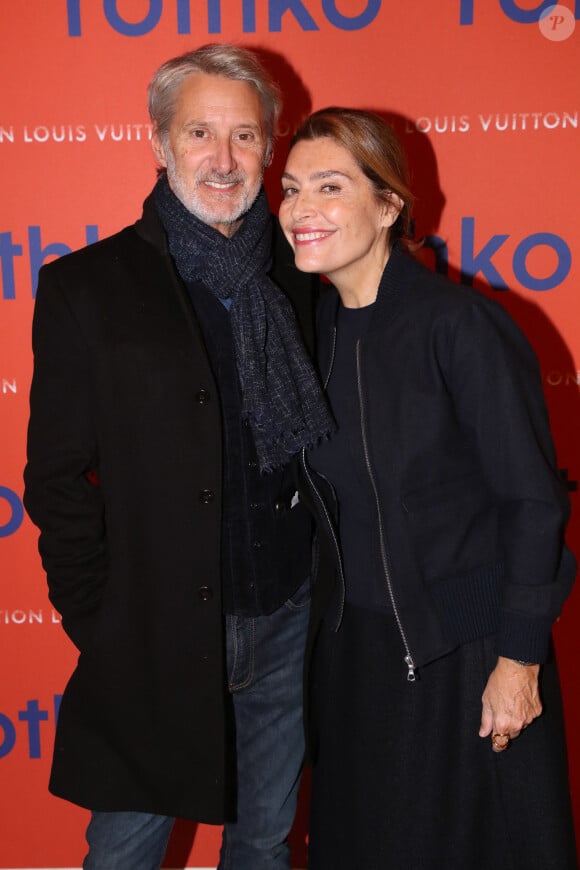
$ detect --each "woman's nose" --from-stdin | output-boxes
[290,189,315,219]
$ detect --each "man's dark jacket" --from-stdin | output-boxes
[23,192,317,822]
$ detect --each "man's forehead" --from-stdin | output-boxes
[174,72,264,123]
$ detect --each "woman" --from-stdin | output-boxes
[279,108,578,869]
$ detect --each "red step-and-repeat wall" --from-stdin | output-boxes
[1,2,579,867]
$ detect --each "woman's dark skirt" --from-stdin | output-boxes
[308,603,578,870]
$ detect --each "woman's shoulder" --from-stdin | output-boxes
[397,249,518,328]
[396,248,478,310]
[391,249,538,366]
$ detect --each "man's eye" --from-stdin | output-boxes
[236,132,255,142]
[191,129,208,138]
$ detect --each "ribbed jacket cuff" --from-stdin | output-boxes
[495,611,553,664]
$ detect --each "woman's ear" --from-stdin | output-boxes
[381,192,404,229]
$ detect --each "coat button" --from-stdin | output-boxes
[252,541,263,549]
[195,389,210,404]
[274,499,287,514]
[199,489,215,504]
[198,586,213,601]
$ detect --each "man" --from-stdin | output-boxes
[24,44,332,870]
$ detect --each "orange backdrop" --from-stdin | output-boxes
[1,2,579,867]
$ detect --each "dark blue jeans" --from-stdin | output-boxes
[83,579,309,870]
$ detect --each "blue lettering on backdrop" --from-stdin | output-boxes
[268,0,318,31]
[67,0,163,36]
[18,701,49,759]
[208,0,221,34]
[512,232,572,291]
[0,696,62,760]
[460,0,580,25]
[423,218,572,291]
[322,0,381,30]
[0,486,24,538]
[460,218,510,289]
[242,0,256,32]
[66,0,381,35]
[66,0,82,35]
[105,0,162,35]
[0,226,99,299]
[0,714,16,758]
[499,0,553,22]
[0,222,570,298]
[177,0,190,33]
[0,234,23,301]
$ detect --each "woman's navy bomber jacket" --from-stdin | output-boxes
[296,245,576,680]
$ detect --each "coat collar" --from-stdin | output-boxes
[134,187,169,253]
[315,243,424,378]
[318,243,421,327]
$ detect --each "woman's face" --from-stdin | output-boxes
[280,137,398,295]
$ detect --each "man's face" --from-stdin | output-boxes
[152,72,269,237]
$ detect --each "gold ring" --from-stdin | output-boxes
[491,732,510,749]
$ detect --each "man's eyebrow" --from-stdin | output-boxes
[182,120,262,130]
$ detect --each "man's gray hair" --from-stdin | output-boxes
[148,43,282,162]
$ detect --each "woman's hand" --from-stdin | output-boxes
[479,656,542,752]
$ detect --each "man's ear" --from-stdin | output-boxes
[151,129,168,168]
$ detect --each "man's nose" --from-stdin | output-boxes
[212,137,237,174]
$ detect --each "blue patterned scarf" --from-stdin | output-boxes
[154,175,334,472]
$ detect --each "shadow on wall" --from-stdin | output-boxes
[254,44,313,209]
[377,108,447,243]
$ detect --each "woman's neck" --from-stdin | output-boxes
[330,246,391,309]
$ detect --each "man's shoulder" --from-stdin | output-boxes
[40,222,142,281]
[40,191,162,283]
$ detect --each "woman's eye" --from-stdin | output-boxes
[282,187,298,198]
[321,184,340,193]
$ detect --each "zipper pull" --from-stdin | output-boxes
[404,655,417,682]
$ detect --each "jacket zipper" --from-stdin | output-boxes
[356,339,417,682]
[322,326,337,392]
